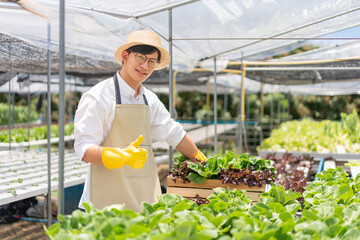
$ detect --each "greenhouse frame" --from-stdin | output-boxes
[0,0,360,237]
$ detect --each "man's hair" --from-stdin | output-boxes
[126,45,161,62]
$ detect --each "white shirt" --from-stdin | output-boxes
[74,72,186,208]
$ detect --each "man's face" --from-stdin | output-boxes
[121,50,159,85]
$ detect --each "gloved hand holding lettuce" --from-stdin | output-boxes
[192,150,207,161]
[102,135,148,169]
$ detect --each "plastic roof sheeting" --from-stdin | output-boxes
[3,71,358,96]
[144,0,360,61]
[278,40,360,61]
[286,80,360,95]
[241,59,360,85]
[0,33,119,79]
[236,40,360,85]
[0,74,91,94]
[0,0,360,95]
[0,1,195,71]
[206,74,360,95]
[204,74,360,96]
[1,0,360,70]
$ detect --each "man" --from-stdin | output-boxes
[74,30,207,212]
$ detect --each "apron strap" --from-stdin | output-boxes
[113,74,122,105]
[113,73,149,106]
[142,94,149,105]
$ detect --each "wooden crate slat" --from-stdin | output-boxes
[167,176,264,202]
[167,187,214,198]
[167,177,265,192]
[167,187,261,202]
[243,191,260,202]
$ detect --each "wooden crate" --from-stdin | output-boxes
[166,176,265,202]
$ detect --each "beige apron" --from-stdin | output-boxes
[90,75,161,212]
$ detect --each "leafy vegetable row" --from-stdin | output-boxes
[0,103,39,126]
[345,160,360,167]
[266,153,314,203]
[0,123,74,143]
[46,168,360,240]
[261,110,360,153]
[170,151,276,187]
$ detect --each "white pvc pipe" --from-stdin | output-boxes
[46,21,52,227]
[58,0,65,215]
[213,57,217,154]
[168,8,174,169]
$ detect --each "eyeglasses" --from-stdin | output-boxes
[131,52,159,69]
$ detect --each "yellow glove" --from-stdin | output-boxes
[102,135,148,170]
[125,136,148,169]
[192,150,207,161]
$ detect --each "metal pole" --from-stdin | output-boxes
[8,73,11,150]
[58,0,65,215]
[168,9,174,169]
[223,91,228,152]
[241,63,246,153]
[69,79,72,130]
[12,76,15,130]
[46,21,52,227]
[270,85,274,132]
[27,81,30,148]
[238,53,244,154]
[75,78,77,108]
[287,90,290,120]
[224,92,228,115]
[213,57,217,155]
[260,82,264,146]
[282,89,285,122]
[277,90,281,126]
[205,80,210,154]
[280,87,283,122]
[260,83,264,123]
[246,95,250,120]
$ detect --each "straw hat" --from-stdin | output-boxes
[114,30,170,70]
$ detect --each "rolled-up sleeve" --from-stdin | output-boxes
[150,97,186,148]
[74,93,107,161]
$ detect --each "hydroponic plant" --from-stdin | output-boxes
[170,150,276,187]
[46,168,360,240]
[260,110,360,153]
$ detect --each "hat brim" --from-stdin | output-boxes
[114,42,170,70]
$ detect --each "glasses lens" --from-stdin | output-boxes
[148,60,158,68]
[134,53,159,68]
[135,54,146,64]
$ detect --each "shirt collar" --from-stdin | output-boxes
[116,71,144,98]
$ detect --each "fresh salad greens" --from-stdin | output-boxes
[170,150,276,187]
[0,123,74,143]
[261,110,360,153]
[46,168,360,240]
[266,153,313,203]
[303,167,358,208]
[345,160,360,167]
[0,103,39,126]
